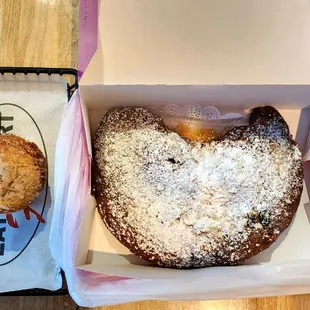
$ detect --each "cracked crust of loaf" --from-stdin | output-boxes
[0,134,47,213]
[92,106,303,268]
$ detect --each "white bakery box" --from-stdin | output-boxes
[50,0,310,307]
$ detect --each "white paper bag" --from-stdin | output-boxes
[0,74,67,291]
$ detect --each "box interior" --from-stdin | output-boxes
[75,84,310,279]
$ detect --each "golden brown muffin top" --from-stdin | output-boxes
[0,134,47,213]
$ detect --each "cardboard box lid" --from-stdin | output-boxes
[81,0,310,86]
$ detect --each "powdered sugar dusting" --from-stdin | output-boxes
[93,107,303,268]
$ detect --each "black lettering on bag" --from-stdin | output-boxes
[0,112,14,133]
[0,227,5,243]
[0,219,6,256]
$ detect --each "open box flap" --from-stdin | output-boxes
[81,0,310,86]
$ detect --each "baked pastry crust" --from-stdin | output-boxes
[93,106,303,268]
[0,134,47,213]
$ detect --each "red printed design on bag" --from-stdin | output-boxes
[6,206,45,229]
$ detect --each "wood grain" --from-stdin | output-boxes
[82,295,310,310]
[0,0,309,309]
[0,0,78,68]
[1,295,77,310]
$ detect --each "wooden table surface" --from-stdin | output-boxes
[0,1,308,309]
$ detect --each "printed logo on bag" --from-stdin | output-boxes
[0,103,48,266]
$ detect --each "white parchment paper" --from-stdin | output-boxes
[0,74,67,292]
